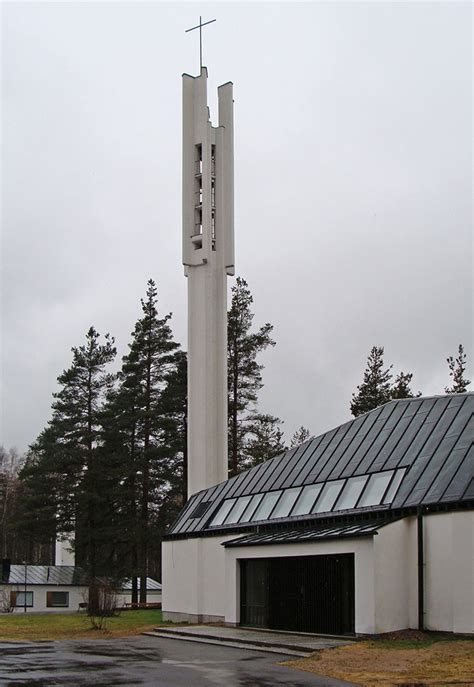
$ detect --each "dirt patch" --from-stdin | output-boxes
[283,637,474,687]
[374,629,433,642]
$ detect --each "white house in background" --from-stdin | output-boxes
[162,393,474,635]
[0,562,162,613]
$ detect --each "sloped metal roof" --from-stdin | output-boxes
[167,394,473,538]
[223,519,396,547]
[3,565,88,586]
[1,566,162,590]
[121,577,162,591]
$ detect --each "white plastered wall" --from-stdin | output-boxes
[424,510,473,633]
[1,585,86,613]
[55,538,75,566]
[373,517,418,632]
[163,534,377,632]
[163,511,474,634]
[162,535,236,622]
[116,590,162,606]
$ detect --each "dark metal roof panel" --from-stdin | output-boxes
[317,414,379,483]
[4,565,88,586]
[294,427,341,485]
[223,518,397,547]
[272,440,316,490]
[441,444,474,502]
[369,401,427,472]
[402,412,472,507]
[167,394,473,537]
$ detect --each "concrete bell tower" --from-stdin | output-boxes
[182,68,234,497]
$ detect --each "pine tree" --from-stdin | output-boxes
[350,346,393,417]
[390,372,421,399]
[227,277,276,476]
[159,350,187,507]
[111,280,179,602]
[17,432,60,561]
[244,414,286,469]
[290,426,313,448]
[445,344,471,393]
[20,327,116,610]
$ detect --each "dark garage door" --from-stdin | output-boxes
[240,554,354,635]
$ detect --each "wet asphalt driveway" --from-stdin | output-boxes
[0,635,356,686]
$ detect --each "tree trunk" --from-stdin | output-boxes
[231,335,239,476]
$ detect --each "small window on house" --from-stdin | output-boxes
[291,483,323,516]
[252,491,282,521]
[270,487,301,519]
[225,495,253,524]
[190,501,212,519]
[12,591,33,607]
[383,468,406,504]
[238,493,264,523]
[47,591,69,608]
[357,471,394,507]
[312,480,344,513]
[209,498,236,526]
[334,475,368,511]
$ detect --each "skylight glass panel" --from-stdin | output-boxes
[225,495,253,524]
[239,493,264,523]
[358,471,394,507]
[291,484,323,516]
[383,468,406,503]
[252,491,282,521]
[269,487,301,519]
[312,480,344,513]
[209,499,236,526]
[334,476,368,511]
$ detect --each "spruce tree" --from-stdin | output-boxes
[290,426,313,448]
[445,344,471,393]
[390,371,421,399]
[227,277,276,476]
[350,346,393,417]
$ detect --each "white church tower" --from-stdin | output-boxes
[182,67,234,497]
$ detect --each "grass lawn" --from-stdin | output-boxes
[284,633,474,687]
[0,609,164,641]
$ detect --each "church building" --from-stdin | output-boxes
[163,392,473,635]
[161,65,473,636]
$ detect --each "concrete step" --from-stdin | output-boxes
[144,625,353,657]
[142,630,311,657]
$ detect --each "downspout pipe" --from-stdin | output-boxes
[417,507,424,631]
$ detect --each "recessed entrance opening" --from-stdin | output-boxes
[240,553,355,635]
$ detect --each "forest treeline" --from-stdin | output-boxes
[0,277,470,605]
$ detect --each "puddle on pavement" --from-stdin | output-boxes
[73,643,162,662]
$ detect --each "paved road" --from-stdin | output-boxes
[0,635,357,686]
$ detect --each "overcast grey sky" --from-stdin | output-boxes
[2,1,472,454]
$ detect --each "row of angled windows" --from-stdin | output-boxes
[210,468,406,528]
[10,591,69,608]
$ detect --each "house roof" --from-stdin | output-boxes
[166,394,473,539]
[1,565,162,590]
[223,518,396,547]
[3,565,88,586]
[122,577,162,591]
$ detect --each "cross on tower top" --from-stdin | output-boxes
[185,16,216,72]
